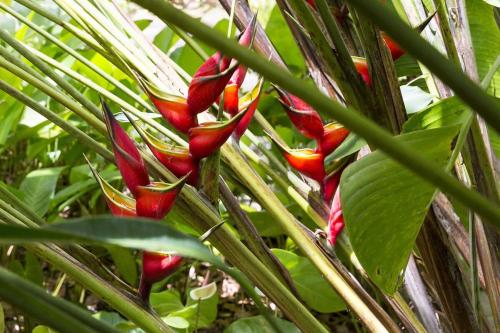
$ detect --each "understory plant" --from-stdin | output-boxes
[0,0,499,332]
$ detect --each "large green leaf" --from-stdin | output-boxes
[403,97,468,132]
[20,167,65,217]
[0,216,217,264]
[340,127,459,294]
[467,0,500,96]
[0,266,121,333]
[224,316,300,333]
[271,249,346,313]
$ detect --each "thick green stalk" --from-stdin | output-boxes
[0,29,104,119]
[0,3,153,113]
[221,143,397,332]
[131,0,500,228]
[13,0,106,55]
[0,57,105,134]
[286,0,367,112]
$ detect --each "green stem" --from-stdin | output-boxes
[131,0,500,228]
[0,2,153,113]
[0,56,106,134]
[0,29,103,119]
[0,207,172,333]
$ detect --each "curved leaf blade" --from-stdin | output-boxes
[340,127,459,294]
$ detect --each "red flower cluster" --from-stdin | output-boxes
[272,87,349,198]
[90,101,188,302]
[135,17,261,189]
[271,88,350,245]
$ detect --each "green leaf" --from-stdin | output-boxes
[20,167,65,217]
[340,127,459,294]
[0,267,121,333]
[150,290,184,316]
[185,285,218,328]
[189,282,217,300]
[400,85,433,114]
[265,5,305,71]
[224,316,301,333]
[325,133,367,162]
[107,246,138,286]
[32,326,58,333]
[24,252,44,286]
[271,249,346,313]
[163,316,189,329]
[92,311,126,327]
[468,0,500,96]
[403,97,468,132]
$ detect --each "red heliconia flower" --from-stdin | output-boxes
[276,87,324,140]
[327,187,344,246]
[187,52,237,114]
[188,108,249,159]
[270,136,325,182]
[381,32,405,61]
[86,158,136,217]
[319,122,350,156]
[137,76,197,134]
[135,176,188,220]
[352,57,372,87]
[222,15,258,115]
[102,101,150,196]
[381,12,435,61]
[139,251,183,300]
[126,116,199,186]
[141,252,183,284]
[234,77,264,140]
[323,170,341,203]
[306,0,316,8]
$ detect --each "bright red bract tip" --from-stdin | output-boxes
[135,180,186,220]
[141,252,183,284]
[188,52,235,115]
[277,89,324,140]
[283,149,325,182]
[353,57,372,87]
[102,102,150,196]
[188,109,247,159]
[319,123,349,156]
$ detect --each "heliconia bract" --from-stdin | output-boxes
[140,252,183,285]
[381,32,405,61]
[126,115,199,186]
[323,170,341,203]
[187,52,236,115]
[136,76,197,134]
[327,187,344,246]
[234,77,264,140]
[135,177,188,220]
[269,136,326,182]
[102,100,150,196]
[319,122,350,156]
[188,107,249,159]
[352,57,372,87]
[86,158,136,217]
[223,15,258,115]
[276,87,324,140]
[284,149,325,182]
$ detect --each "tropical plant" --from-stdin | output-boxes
[0,0,499,332]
